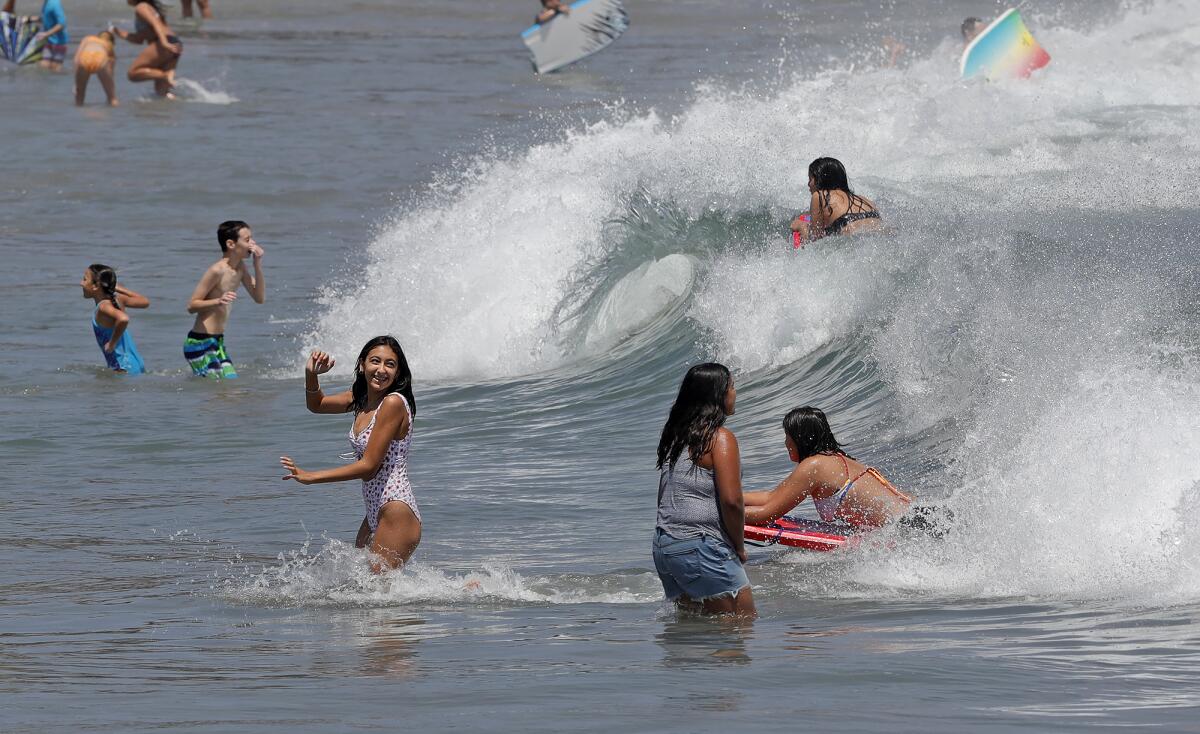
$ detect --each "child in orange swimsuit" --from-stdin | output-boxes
[744,406,912,529]
[74,30,118,106]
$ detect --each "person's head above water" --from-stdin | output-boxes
[217,220,252,254]
[808,157,854,194]
[781,406,849,463]
[350,335,417,416]
[656,362,735,470]
[961,17,986,44]
[82,264,121,308]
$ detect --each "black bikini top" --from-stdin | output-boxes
[824,210,880,236]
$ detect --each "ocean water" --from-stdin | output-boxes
[3,0,1200,731]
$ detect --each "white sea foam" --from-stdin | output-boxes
[309,2,1200,601]
[219,538,660,607]
[174,78,238,105]
[312,1,1200,382]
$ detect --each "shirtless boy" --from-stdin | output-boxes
[184,220,265,378]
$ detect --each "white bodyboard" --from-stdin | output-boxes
[521,0,629,74]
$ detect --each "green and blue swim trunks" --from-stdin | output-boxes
[183,330,238,379]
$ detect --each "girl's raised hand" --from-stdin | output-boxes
[306,350,335,375]
[280,456,314,484]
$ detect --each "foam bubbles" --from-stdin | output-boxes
[219,537,660,608]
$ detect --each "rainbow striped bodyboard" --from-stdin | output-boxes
[960,9,1050,81]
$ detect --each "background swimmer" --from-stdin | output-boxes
[80,264,149,374]
[73,30,117,106]
[792,157,883,240]
[180,0,211,20]
[183,220,266,379]
[112,0,182,99]
[535,0,570,25]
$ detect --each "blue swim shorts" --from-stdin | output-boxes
[652,529,749,603]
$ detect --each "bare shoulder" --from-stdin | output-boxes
[202,260,228,279]
[798,453,839,480]
[378,393,412,420]
[712,426,739,450]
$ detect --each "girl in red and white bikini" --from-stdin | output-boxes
[744,406,912,529]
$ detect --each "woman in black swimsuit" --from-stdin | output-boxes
[113,0,182,98]
[791,157,882,241]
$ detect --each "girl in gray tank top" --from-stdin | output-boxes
[651,363,755,617]
[656,462,728,544]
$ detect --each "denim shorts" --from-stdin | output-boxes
[652,529,749,602]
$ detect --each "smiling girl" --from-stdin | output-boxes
[281,336,421,572]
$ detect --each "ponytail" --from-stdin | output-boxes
[88,264,123,311]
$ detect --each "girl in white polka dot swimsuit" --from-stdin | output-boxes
[281,335,421,572]
[349,392,418,529]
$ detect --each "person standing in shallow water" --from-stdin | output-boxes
[112,0,182,98]
[183,220,265,379]
[180,0,211,20]
[280,337,421,573]
[652,363,756,618]
[80,263,149,374]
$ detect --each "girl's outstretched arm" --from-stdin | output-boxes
[303,350,354,413]
[744,465,816,526]
[115,284,150,309]
[282,394,410,484]
[742,490,772,506]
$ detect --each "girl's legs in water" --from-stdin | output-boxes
[676,587,757,618]
[99,61,119,106]
[702,586,756,617]
[74,66,91,105]
[127,44,175,97]
[354,516,371,548]
[369,501,422,573]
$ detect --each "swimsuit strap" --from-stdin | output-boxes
[865,467,913,503]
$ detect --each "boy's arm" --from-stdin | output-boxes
[116,284,150,309]
[242,247,265,304]
[186,266,235,314]
[37,23,64,40]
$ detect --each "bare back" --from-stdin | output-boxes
[810,189,883,237]
[808,453,911,527]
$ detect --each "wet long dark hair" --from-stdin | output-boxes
[782,406,854,462]
[809,157,871,216]
[349,335,416,417]
[88,264,122,310]
[656,363,732,471]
